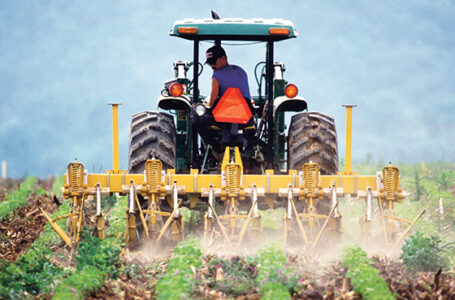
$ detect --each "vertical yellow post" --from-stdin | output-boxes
[108,103,122,174]
[342,105,357,175]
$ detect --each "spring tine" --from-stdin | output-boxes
[289,185,309,247]
[96,183,101,217]
[237,185,259,247]
[156,199,183,244]
[206,201,233,248]
[312,201,338,249]
[208,184,214,219]
[366,187,372,222]
[129,181,135,213]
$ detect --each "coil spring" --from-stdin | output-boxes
[226,164,240,195]
[69,163,83,190]
[303,163,319,190]
[145,160,162,190]
[383,167,399,201]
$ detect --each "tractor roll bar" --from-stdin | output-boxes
[192,39,200,167]
[266,41,274,168]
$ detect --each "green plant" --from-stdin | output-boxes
[52,234,121,300]
[0,182,127,299]
[400,231,450,272]
[180,207,205,230]
[0,198,71,299]
[52,195,126,299]
[0,176,36,220]
[0,251,64,299]
[53,266,105,300]
[155,238,202,299]
[412,168,425,201]
[255,245,293,300]
[207,255,258,296]
[343,246,394,300]
[52,175,65,196]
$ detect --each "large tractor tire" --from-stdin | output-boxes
[127,111,177,246]
[288,111,338,175]
[128,111,176,173]
[287,112,339,243]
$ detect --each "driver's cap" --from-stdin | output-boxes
[205,45,226,65]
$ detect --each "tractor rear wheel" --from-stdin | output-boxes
[128,111,177,246]
[128,111,176,173]
[287,112,339,245]
[288,111,338,175]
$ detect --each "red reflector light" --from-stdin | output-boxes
[169,83,184,97]
[177,27,199,34]
[269,28,290,35]
[212,87,252,124]
[284,84,298,98]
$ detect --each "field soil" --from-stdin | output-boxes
[85,251,455,299]
[0,179,58,262]
[3,164,455,299]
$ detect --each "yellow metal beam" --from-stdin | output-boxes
[108,103,122,174]
[66,171,378,196]
[342,105,357,175]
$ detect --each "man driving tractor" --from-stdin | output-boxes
[192,45,254,151]
[205,45,251,107]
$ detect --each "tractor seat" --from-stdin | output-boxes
[209,125,222,131]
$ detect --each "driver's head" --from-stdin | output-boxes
[205,45,227,68]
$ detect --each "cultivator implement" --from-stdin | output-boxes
[41,105,424,251]
[40,162,107,247]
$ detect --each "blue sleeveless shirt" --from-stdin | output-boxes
[213,65,251,100]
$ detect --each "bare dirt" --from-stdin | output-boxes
[0,178,59,262]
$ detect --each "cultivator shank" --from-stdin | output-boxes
[281,162,343,248]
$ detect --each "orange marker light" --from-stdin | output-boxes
[284,84,298,98]
[269,28,290,35]
[169,83,184,97]
[177,27,199,34]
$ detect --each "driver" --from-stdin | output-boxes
[191,45,252,151]
[205,45,251,107]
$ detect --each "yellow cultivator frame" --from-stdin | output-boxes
[46,104,423,250]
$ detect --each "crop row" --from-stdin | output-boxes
[0,176,37,221]
[153,237,299,299]
[0,177,67,298]
[256,245,294,299]
[0,176,127,299]
[155,238,203,299]
[342,246,394,300]
[52,196,126,299]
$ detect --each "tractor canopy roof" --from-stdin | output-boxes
[170,18,298,41]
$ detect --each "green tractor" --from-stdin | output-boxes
[125,13,339,246]
[129,14,338,179]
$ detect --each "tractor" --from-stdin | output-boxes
[42,13,423,252]
[127,14,338,246]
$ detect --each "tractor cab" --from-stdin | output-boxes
[157,15,308,173]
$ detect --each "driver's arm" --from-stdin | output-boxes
[209,77,220,107]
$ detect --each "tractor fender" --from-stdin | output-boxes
[157,95,192,111]
[273,95,308,116]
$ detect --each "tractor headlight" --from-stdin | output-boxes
[194,104,207,117]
